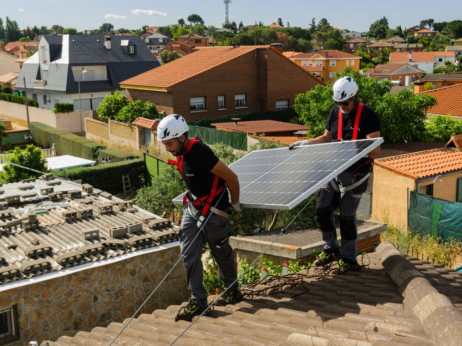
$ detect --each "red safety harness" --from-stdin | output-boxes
[168,138,224,220]
[337,102,373,177]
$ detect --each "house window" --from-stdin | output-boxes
[235,94,247,107]
[330,60,336,66]
[275,100,289,111]
[315,61,323,67]
[308,60,312,66]
[43,95,47,104]
[457,177,462,203]
[346,60,349,66]
[329,72,336,79]
[350,43,354,48]
[420,184,433,196]
[190,97,205,110]
[438,58,442,62]
[218,95,226,109]
[128,45,135,54]
[302,61,307,66]
[0,306,19,344]
[351,60,355,66]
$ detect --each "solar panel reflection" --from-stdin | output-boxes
[173,138,384,210]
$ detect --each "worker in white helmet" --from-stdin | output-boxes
[157,114,243,321]
[290,76,381,271]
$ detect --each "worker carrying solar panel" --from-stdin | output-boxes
[289,76,381,272]
[157,114,244,321]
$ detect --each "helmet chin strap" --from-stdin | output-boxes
[177,137,189,156]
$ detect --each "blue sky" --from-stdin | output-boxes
[3,0,462,32]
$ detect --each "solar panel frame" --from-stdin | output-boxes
[173,138,384,211]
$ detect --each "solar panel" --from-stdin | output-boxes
[173,138,384,210]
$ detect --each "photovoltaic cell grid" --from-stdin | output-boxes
[173,138,383,210]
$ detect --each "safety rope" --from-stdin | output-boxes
[169,194,317,345]
[108,191,226,346]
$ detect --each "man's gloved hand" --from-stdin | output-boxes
[232,202,244,212]
[288,140,309,150]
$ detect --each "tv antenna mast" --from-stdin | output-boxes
[224,0,231,23]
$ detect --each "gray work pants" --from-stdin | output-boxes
[316,170,364,262]
[180,204,237,306]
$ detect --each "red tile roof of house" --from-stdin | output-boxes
[367,41,394,48]
[302,66,325,72]
[346,37,369,43]
[431,51,456,57]
[416,28,436,34]
[4,41,38,53]
[282,51,303,58]
[267,22,283,29]
[390,51,435,62]
[211,120,308,134]
[292,50,360,59]
[420,83,462,117]
[375,147,462,179]
[132,117,159,130]
[121,46,319,89]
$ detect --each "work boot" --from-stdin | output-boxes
[215,288,243,306]
[175,298,210,322]
[338,258,362,272]
[313,249,340,267]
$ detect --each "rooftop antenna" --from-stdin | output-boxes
[224,0,231,23]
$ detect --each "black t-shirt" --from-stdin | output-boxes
[326,102,380,171]
[181,140,230,211]
[325,102,380,141]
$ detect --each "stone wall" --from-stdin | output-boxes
[0,245,188,346]
[85,118,139,150]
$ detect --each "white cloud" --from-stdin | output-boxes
[18,8,24,12]
[131,9,167,17]
[104,13,127,20]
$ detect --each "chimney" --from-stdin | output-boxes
[408,52,412,62]
[104,35,111,50]
[269,43,283,53]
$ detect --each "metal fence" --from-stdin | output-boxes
[189,125,247,150]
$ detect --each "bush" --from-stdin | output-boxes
[424,115,462,143]
[0,145,50,183]
[52,103,74,113]
[0,92,38,107]
[2,87,12,94]
[55,158,146,194]
[97,147,139,163]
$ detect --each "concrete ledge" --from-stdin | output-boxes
[231,220,387,262]
[377,241,462,346]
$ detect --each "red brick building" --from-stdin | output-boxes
[364,63,424,86]
[121,46,323,122]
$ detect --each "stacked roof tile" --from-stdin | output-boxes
[0,175,179,286]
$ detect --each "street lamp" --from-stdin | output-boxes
[78,68,87,134]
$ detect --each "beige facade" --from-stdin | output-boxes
[372,165,462,231]
[86,118,143,150]
[0,245,187,345]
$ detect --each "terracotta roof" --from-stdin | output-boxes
[49,242,462,345]
[365,63,423,76]
[421,83,462,117]
[375,147,462,179]
[292,50,361,59]
[446,134,462,148]
[267,22,283,29]
[419,72,462,82]
[211,120,308,134]
[386,36,406,43]
[282,51,303,58]
[431,51,456,57]
[121,46,273,89]
[367,41,394,48]
[132,117,159,130]
[390,52,435,63]
[416,28,436,33]
[4,41,38,53]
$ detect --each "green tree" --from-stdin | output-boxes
[294,67,436,143]
[446,20,462,39]
[52,25,64,34]
[277,18,283,27]
[39,26,48,35]
[424,115,462,142]
[5,17,21,42]
[187,14,204,25]
[96,90,129,122]
[116,100,158,123]
[157,26,172,38]
[99,23,114,33]
[160,50,182,64]
[212,30,234,44]
[376,48,392,65]
[18,36,31,42]
[0,123,7,153]
[178,18,185,26]
[63,28,77,35]
[0,18,4,42]
[433,22,447,33]
[170,25,190,41]
[192,24,205,36]
[0,145,49,183]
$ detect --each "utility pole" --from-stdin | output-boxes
[23,77,30,126]
[224,0,231,23]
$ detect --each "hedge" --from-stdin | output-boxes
[29,122,105,160]
[192,108,299,128]
[54,158,146,194]
[0,92,38,107]
[97,147,139,163]
[52,103,74,113]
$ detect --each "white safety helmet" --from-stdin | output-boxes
[332,76,358,102]
[157,114,189,141]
